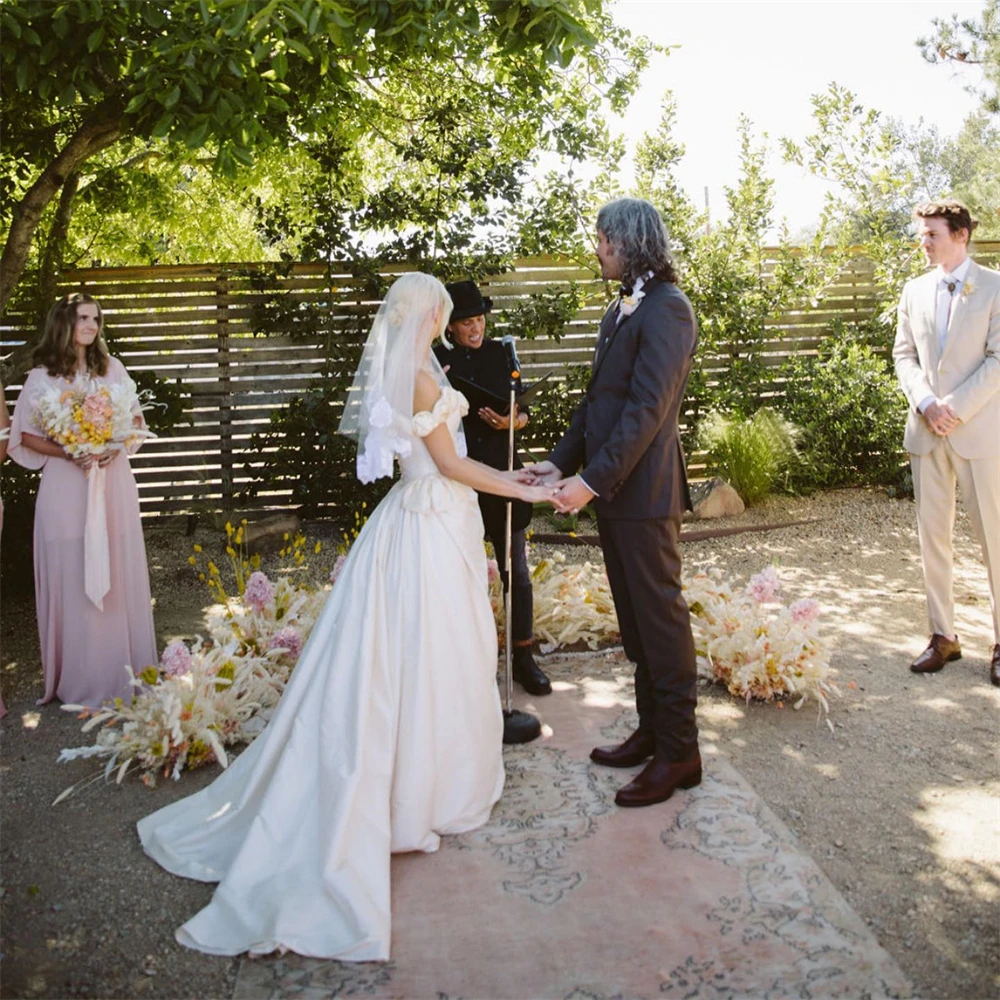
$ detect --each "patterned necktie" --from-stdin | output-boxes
[939,276,958,350]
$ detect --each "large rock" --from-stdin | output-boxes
[244,513,302,554]
[690,477,745,520]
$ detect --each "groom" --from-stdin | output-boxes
[527,197,700,807]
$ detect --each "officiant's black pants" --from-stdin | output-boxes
[598,515,699,762]
[486,527,534,643]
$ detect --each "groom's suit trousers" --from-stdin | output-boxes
[598,515,698,761]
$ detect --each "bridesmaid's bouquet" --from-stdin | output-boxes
[34,374,153,456]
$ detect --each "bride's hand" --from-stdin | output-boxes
[519,483,561,506]
[497,468,530,483]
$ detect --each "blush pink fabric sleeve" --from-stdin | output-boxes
[8,368,52,471]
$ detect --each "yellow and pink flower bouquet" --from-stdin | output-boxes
[34,373,153,457]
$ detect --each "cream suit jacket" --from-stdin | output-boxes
[893,259,1000,459]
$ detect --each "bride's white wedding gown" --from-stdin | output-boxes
[138,387,504,959]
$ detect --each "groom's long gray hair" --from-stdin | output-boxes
[596,198,678,287]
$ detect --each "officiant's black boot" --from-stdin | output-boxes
[512,644,551,696]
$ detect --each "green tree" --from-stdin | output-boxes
[781,84,924,324]
[942,111,1000,234]
[919,0,1000,115]
[1,0,632,321]
[683,117,839,420]
[887,112,1000,238]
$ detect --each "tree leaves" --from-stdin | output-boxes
[1,0,642,315]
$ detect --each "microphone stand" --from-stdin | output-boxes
[501,367,542,746]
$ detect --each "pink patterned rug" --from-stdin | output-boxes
[233,653,910,999]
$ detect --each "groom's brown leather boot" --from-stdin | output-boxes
[614,753,702,808]
[590,729,655,768]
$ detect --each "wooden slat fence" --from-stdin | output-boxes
[2,245,998,518]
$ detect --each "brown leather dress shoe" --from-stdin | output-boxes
[910,634,961,674]
[614,754,702,808]
[990,644,1000,687]
[590,729,655,768]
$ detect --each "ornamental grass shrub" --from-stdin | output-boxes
[697,407,801,506]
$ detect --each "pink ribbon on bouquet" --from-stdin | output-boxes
[84,464,110,610]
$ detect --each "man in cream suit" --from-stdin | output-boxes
[893,200,1000,686]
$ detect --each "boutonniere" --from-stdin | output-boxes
[619,286,645,317]
[961,280,976,299]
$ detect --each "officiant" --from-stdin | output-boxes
[434,280,551,696]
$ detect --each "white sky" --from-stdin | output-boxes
[607,0,986,233]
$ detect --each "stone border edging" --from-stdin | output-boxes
[530,517,824,547]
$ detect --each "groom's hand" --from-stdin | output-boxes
[923,400,961,436]
[523,460,563,486]
[552,476,596,514]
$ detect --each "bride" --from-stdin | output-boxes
[138,273,555,959]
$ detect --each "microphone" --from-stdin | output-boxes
[501,335,521,379]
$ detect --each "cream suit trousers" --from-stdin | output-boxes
[911,439,1000,642]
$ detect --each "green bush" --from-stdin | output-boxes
[697,407,801,505]
[241,383,395,524]
[520,363,591,458]
[245,360,589,524]
[778,337,907,489]
[0,461,40,582]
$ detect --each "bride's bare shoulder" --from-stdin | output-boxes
[413,370,441,413]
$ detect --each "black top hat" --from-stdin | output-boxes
[446,280,493,322]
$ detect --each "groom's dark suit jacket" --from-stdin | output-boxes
[548,273,699,759]
[549,276,696,515]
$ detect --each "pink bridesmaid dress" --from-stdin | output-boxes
[9,357,158,708]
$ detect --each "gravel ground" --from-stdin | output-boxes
[1,488,998,1000]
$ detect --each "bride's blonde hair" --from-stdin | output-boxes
[382,273,452,344]
[338,272,455,483]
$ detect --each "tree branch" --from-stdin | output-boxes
[1,112,122,315]
[38,169,81,310]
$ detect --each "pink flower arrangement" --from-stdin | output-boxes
[268,627,303,661]
[685,567,835,715]
[81,392,113,433]
[790,598,820,625]
[160,640,192,677]
[747,566,781,604]
[243,571,274,613]
[330,554,348,586]
[486,558,500,587]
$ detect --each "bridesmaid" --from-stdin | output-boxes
[8,293,158,708]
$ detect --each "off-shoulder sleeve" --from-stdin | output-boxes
[8,368,52,470]
[412,386,469,437]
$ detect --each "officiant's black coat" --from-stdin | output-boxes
[433,337,533,540]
